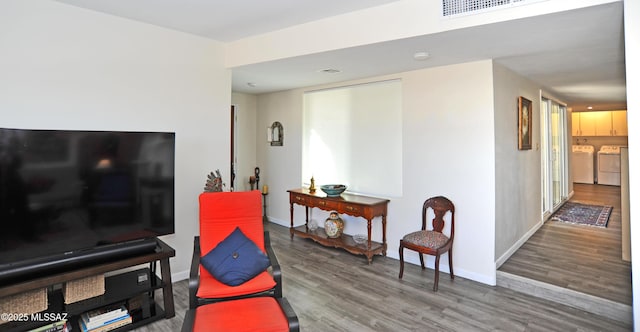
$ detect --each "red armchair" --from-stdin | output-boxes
[185,190,298,331]
[189,190,282,307]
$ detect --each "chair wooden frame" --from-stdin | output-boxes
[398,196,455,291]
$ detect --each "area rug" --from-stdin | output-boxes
[551,201,613,227]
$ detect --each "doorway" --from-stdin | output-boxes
[230,105,237,190]
[541,97,569,217]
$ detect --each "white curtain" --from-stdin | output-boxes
[302,79,402,197]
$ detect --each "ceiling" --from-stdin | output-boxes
[54,0,626,111]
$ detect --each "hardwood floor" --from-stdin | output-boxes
[138,204,632,331]
[499,183,631,306]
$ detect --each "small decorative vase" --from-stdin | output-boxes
[324,211,344,238]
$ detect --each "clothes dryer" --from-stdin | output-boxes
[597,145,621,186]
[572,145,594,184]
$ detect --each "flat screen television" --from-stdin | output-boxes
[0,128,175,285]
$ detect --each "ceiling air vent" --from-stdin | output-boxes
[442,0,545,17]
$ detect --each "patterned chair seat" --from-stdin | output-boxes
[402,230,449,249]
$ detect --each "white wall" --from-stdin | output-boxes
[492,63,543,264]
[623,0,639,329]
[0,0,231,280]
[256,90,305,222]
[257,61,498,285]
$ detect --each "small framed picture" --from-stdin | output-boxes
[518,96,532,150]
[270,121,283,146]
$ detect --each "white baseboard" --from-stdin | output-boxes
[172,269,189,282]
[495,220,543,269]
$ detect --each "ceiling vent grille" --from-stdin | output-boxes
[442,0,544,17]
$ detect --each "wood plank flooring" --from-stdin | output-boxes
[498,183,632,305]
[137,202,632,331]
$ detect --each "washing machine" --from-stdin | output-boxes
[597,145,621,186]
[572,145,594,184]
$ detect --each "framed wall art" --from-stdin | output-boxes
[268,121,283,146]
[518,96,532,150]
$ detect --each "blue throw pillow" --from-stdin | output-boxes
[201,227,271,286]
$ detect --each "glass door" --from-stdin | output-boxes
[541,97,569,217]
[541,101,550,214]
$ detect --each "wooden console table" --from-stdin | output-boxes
[288,188,389,264]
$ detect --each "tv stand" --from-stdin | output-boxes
[0,239,175,332]
[0,238,159,285]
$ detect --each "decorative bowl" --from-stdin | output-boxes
[353,234,367,244]
[320,184,347,197]
[308,219,318,231]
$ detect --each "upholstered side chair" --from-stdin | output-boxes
[398,196,455,291]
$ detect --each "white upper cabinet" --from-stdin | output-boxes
[571,112,581,136]
[577,111,609,136]
[572,110,627,136]
[612,110,628,136]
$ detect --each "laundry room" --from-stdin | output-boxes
[571,110,628,185]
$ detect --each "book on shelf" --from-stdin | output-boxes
[27,319,68,332]
[81,303,127,320]
[80,314,132,332]
[80,304,127,325]
[80,304,130,331]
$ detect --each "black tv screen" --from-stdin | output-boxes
[0,128,175,279]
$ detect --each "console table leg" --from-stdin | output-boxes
[366,219,372,249]
[160,257,175,318]
[289,203,295,239]
[382,214,388,256]
[305,206,309,225]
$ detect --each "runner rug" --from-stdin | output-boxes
[551,201,613,228]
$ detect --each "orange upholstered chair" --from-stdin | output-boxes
[189,190,281,308]
[181,296,299,332]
